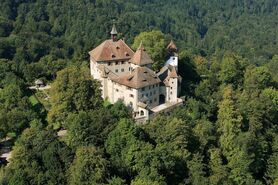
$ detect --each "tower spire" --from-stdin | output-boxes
[138,41,145,51]
[110,20,118,41]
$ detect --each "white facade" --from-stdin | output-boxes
[89,36,182,121]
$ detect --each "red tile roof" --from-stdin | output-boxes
[110,66,160,89]
[89,39,134,62]
[169,66,179,78]
[167,40,178,52]
[129,43,154,66]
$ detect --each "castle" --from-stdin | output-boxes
[89,23,183,121]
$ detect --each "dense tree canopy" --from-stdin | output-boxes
[47,66,102,127]
[0,0,277,184]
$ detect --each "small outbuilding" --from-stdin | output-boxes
[35,79,45,88]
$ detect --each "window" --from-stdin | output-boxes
[108,63,111,66]
[127,87,132,90]
[149,86,151,90]
[170,91,172,94]
[142,87,145,91]
[171,87,172,89]
[115,62,119,65]
[115,69,119,73]
[154,90,156,94]
[129,102,133,108]
[150,92,152,96]
[121,61,125,64]
[116,89,119,92]
[146,93,148,97]
[154,98,157,102]
[150,100,152,103]
[121,68,124,72]
[129,67,131,71]
[140,110,144,116]
[141,94,144,98]
[129,94,134,98]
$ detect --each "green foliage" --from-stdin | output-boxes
[47,66,103,126]
[131,178,165,185]
[69,146,109,185]
[219,54,244,86]
[0,83,37,139]
[66,102,131,148]
[1,125,73,185]
[266,55,278,82]
[266,135,278,184]
[217,86,243,155]
[186,153,208,185]
[132,30,166,70]
[208,148,229,185]
[244,66,273,90]
[105,119,152,176]
[0,1,278,184]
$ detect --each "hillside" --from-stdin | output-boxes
[0,0,278,185]
[1,0,278,64]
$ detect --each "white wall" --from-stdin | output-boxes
[103,60,132,75]
[138,84,160,108]
[168,78,178,102]
[107,80,139,111]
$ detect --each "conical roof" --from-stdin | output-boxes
[110,23,118,35]
[129,42,154,66]
[169,66,179,78]
[167,40,178,52]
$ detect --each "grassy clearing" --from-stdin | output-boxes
[35,91,51,111]
[29,95,39,106]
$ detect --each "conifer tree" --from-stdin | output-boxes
[217,86,256,184]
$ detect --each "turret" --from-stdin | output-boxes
[165,40,178,69]
[167,40,178,56]
[110,21,118,42]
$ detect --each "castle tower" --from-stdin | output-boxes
[129,41,154,69]
[168,67,179,102]
[165,40,178,70]
[110,21,118,42]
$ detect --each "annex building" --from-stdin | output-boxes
[89,23,183,121]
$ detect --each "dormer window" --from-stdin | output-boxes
[116,46,120,49]
[125,52,129,57]
[111,53,116,58]
[128,76,134,81]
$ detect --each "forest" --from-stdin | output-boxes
[0,0,278,184]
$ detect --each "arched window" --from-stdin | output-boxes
[140,110,144,116]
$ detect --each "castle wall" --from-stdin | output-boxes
[107,81,138,110]
[101,60,132,75]
[169,78,178,102]
[90,58,100,79]
[138,84,160,108]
